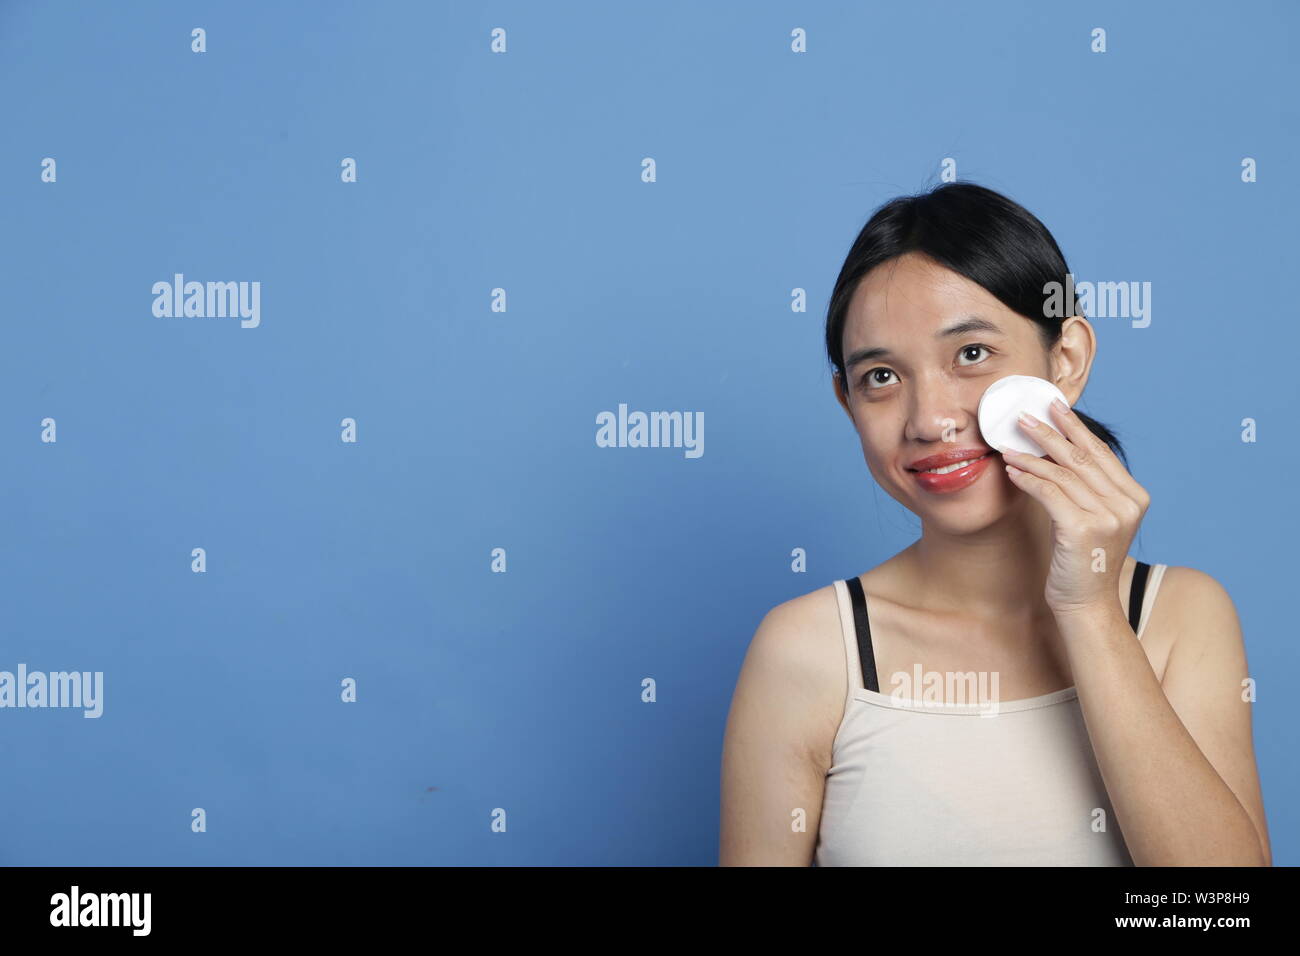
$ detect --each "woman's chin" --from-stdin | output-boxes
[898,476,1022,532]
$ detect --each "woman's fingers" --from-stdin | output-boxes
[1002,456,1092,525]
[1046,399,1148,505]
[1015,403,1124,502]
[1000,446,1103,514]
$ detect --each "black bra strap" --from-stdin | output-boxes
[844,577,880,693]
[1128,560,1152,634]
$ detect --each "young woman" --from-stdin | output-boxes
[719,182,1272,866]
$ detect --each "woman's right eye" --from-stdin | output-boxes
[861,368,896,389]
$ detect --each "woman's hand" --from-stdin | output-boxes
[1000,397,1151,618]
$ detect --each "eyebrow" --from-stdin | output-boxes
[844,316,1006,370]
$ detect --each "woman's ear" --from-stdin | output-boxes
[1050,315,1097,405]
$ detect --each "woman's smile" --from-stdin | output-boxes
[906,447,998,494]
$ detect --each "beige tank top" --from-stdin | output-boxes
[814,562,1168,866]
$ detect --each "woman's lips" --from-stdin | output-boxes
[909,453,996,494]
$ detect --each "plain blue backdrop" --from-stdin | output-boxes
[0,0,1295,865]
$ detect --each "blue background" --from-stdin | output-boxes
[1,0,1295,865]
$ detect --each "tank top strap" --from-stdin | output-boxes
[1132,561,1168,640]
[832,580,861,708]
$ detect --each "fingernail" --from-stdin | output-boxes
[1017,411,1038,426]
[1051,397,1069,413]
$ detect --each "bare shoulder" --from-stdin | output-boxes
[729,581,848,769]
[1120,563,1227,680]
[753,581,842,648]
[1154,565,1243,651]
[1137,564,1245,685]
[1158,565,1235,603]
[1153,565,1239,636]
[751,581,846,692]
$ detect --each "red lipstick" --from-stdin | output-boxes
[906,447,997,494]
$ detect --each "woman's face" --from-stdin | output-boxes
[834,252,1081,533]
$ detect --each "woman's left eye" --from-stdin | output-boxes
[957,344,993,366]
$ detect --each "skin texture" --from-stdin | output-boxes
[719,252,1271,866]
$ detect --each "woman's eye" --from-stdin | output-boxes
[859,347,991,390]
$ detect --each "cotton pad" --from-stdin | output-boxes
[977,375,1070,458]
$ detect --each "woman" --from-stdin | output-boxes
[718,182,1271,866]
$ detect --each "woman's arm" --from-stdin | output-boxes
[1003,402,1270,866]
[720,598,837,866]
[1057,568,1271,866]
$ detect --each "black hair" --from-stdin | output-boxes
[824,181,1127,467]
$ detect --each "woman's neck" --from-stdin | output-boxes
[903,497,1062,619]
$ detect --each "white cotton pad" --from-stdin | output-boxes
[977,375,1070,457]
